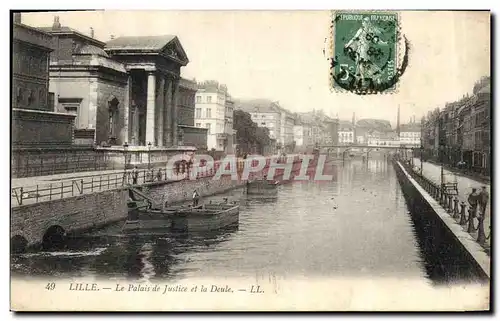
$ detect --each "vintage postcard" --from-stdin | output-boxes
[10,10,491,311]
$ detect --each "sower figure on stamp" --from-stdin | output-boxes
[344,17,388,86]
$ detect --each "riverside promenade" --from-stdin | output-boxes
[11,155,303,207]
[412,158,491,250]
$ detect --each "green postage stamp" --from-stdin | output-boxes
[330,11,407,94]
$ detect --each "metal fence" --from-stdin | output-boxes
[11,156,297,207]
[398,159,490,246]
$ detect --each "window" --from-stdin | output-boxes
[16,87,23,105]
[207,96,212,103]
[195,108,202,118]
[206,108,212,118]
[107,97,119,138]
[196,123,201,127]
[27,89,35,106]
[261,122,266,126]
[196,96,202,103]
[205,123,211,134]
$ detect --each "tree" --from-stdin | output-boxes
[233,110,271,156]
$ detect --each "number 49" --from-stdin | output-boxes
[45,282,56,290]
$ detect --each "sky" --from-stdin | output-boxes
[21,10,490,126]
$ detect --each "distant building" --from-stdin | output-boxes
[236,99,296,152]
[421,76,490,174]
[338,121,354,144]
[297,110,337,146]
[178,78,208,150]
[399,121,421,147]
[293,114,313,149]
[195,80,234,152]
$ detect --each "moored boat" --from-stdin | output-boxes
[170,200,240,232]
[247,179,279,195]
[122,197,240,233]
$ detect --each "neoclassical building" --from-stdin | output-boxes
[35,17,207,165]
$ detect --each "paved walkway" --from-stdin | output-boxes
[11,166,181,207]
[412,158,491,249]
[11,156,289,207]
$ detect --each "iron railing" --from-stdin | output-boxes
[397,159,490,246]
[11,157,295,207]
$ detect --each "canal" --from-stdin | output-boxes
[10,158,481,285]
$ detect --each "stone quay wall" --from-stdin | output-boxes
[12,155,321,250]
[393,160,489,282]
[11,189,128,249]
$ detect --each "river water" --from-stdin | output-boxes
[11,158,477,285]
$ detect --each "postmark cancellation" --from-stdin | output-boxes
[329,10,408,95]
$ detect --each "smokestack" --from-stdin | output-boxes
[52,16,61,30]
[13,12,21,24]
[90,27,94,38]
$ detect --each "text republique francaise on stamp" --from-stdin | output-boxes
[330,11,408,95]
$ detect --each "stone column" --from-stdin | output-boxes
[171,77,180,146]
[156,76,165,147]
[145,71,156,146]
[121,74,132,145]
[164,76,172,146]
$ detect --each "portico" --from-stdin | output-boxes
[104,35,189,149]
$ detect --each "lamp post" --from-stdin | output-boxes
[420,139,423,175]
[148,142,152,171]
[123,142,129,169]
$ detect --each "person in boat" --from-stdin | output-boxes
[156,168,163,181]
[223,197,228,204]
[132,166,139,185]
[192,189,200,207]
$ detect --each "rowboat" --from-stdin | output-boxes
[247,179,279,195]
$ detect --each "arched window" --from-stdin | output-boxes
[108,97,119,138]
[16,87,23,106]
[27,89,34,106]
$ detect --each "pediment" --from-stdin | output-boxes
[160,37,189,66]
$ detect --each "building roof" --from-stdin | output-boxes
[74,44,109,57]
[236,99,278,114]
[105,35,176,51]
[179,78,197,91]
[37,26,105,47]
[399,123,421,132]
[13,23,53,50]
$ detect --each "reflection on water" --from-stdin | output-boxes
[10,159,480,285]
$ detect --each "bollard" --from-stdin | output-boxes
[453,198,460,219]
[477,215,487,245]
[459,202,467,225]
[467,207,476,233]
